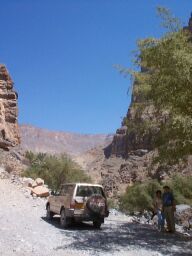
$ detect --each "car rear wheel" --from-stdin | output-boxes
[93,220,102,229]
[60,208,69,228]
[46,205,54,221]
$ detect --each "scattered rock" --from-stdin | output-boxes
[31,186,49,197]
[35,178,44,186]
[134,149,149,157]
[175,204,192,230]
[0,166,10,179]
[22,177,34,187]
[32,181,38,188]
[22,177,49,198]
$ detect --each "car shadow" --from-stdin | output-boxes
[41,216,97,230]
[42,216,192,255]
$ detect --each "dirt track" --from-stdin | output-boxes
[0,178,192,256]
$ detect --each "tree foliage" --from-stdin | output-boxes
[23,152,91,191]
[128,7,192,163]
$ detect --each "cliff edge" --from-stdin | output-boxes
[0,64,20,150]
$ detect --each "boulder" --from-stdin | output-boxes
[35,178,44,186]
[32,186,49,197]
[32,181,38,188]
[22,177,34,187]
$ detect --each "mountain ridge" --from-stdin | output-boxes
[19,124,113,157]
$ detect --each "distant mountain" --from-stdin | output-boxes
[19,124,113,156]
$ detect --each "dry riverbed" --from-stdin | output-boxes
[0,178,192,256]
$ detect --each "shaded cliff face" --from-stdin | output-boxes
[0,65,20,149]
[107,83,158,158]
[101,86,190,196]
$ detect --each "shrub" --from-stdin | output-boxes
[119,180,161,213]
[167,175,192,205]
[119,176,192,213]
[22,151,91,191]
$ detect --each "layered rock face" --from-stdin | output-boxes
[108,84,157,158]
[0,64,20,149]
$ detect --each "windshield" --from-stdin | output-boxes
[76,186,104,197]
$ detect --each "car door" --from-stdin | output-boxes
[53,186,65,214]
[49,191,60,213]
[55,185,75,214]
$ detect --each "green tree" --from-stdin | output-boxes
[23,152,91,191]
[125,7,192,163]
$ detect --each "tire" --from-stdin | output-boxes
[86,195,106,215]
[46,204,54,221]
[93,220,102,229]
[60,208,69,228]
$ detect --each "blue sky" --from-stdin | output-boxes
[0,0,191,134]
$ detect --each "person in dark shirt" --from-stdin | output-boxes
[162,186,176,233]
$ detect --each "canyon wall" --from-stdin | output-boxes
[0,64,20,150]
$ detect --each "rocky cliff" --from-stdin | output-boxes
[106,70,159,158]
[100,85,191,197]
[0,64,20,150]
[98,16,192,196]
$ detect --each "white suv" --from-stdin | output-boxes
[46,183,109,229]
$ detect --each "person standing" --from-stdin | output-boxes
[162,186,176,233]
[153,190,165,231]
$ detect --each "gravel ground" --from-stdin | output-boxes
[0,178,192,256]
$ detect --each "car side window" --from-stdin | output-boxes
[60,185,68,196]
[66,185,74,195]
[60,185,74,196]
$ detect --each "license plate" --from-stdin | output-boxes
[75,203,84,209]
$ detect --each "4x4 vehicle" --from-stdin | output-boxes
[46,183,109,229]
